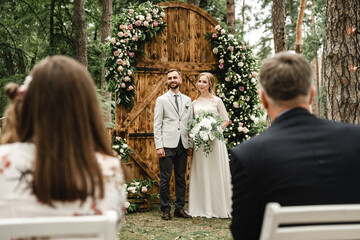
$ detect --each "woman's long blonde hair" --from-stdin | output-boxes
[18,56,112,205]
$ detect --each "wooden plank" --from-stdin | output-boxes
[130,149,160,183]
[173,7,180,62]
[158,1,219,27]
[136,61,217,73]
[200,17,207,63]
[166,7,175,61]
[119,75,165,131]
[189,11,196,62]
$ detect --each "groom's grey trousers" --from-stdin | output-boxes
[159,138,188,212]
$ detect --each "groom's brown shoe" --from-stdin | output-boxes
[174,209,192,218]
[162,209,171,220]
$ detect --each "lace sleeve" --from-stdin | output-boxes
[216,97,229,121]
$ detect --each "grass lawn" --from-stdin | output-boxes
[119,204,233,239]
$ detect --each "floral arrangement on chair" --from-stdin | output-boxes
[104,2,166,109]
[112,136,133,162]
[125,178,159,213]
[188,111,225,157]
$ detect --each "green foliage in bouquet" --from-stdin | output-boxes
[112,136,133,162]
[104,2,166,109]
[205,25,266,149]
[125,178,159,213]
[188,111,225,157]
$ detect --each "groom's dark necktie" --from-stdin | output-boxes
[174,95,179,113]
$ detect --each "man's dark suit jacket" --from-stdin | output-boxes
[230,108,360,240]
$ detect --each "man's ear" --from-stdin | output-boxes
[260,90,268,110]
[309,86,315,105]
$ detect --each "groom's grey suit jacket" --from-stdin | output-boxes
[154,90,193,149]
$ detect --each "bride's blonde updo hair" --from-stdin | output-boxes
[197,72,215,95]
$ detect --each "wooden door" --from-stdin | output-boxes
[115,1,219,200]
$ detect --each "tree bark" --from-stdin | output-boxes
[226,0,236,34]
[49,0,55,52]
[73,0,88,67]
[187,0,200,6]
[295,0,306,53]
[100,0,112,126]
[241,0,245,32]
[324,0,360,124]
[272,0,287,53]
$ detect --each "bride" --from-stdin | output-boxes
[188,72,232,218]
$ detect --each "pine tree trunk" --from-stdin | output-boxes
[187,0,200,6]
[226,0,236,34]
[295,0,306,53]
[49,0,55,52]
[100,0,112,127]
[324,0,360,123]
[272,0,287,53]
[74,0,88,67]
[310,0,321,117]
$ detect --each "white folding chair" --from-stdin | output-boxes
[260,202,360,240]
[0,210,118,240]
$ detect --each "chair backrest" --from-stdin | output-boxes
[260,202,360,240]
[0,210,118,240]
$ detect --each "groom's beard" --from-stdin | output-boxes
[169,83,180,89]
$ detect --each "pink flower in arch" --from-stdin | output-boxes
[135,20,141,27]
[153,21,159,27]
[239,86,244,91]
[219,64,224,69]
[113,51,120,57]
[129,52,135,58]
[219,59,224,64]
[225,77,230,82]
[233,102,239,108]
[116,59,122,64]
[118,32,124,38]
[141,186,148,193]
[121,83,126,88]
[110,37,116,44]
[129,9,134,14]
[119,25,126,30]
[124,76,131,82]
[128,24,133,30]
[127,85,134,91]
[228,46,234,52]
[212,33,218,38]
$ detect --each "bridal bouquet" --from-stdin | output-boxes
[189,111,225,157]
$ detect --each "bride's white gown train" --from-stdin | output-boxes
[188,96,232,218]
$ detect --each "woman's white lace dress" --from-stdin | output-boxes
[188,96,232,218]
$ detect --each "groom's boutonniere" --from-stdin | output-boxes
[185,103,190,110]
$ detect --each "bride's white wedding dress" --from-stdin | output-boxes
[188,96,232,218]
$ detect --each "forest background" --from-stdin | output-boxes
[0,0,358,124]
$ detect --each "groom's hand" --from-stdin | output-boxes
[187,148,193,157]
[157,148,165,158]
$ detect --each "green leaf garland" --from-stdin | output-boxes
[205,25,266,149]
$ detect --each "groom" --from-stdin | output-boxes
[153,69,193,220]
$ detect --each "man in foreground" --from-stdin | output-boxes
[230,52,360,240]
